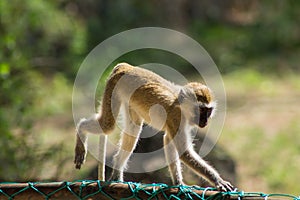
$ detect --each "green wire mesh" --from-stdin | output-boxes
[0,181,299,200]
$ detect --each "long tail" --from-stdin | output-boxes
[98,71,122,134]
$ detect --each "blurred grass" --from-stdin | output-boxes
[220,70,300,195]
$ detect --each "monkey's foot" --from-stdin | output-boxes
[108,170,122,182]
[74,144,86,169]
[107,175,119,182]
[175,181,187,186]
[215,180,235,192]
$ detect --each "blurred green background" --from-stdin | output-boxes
[1,0,300,195]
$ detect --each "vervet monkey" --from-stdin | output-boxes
[74,63,234,192]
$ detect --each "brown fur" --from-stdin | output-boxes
[74,63,234,191]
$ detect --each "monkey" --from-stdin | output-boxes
[74,63,234,192]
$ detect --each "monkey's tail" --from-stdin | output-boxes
[98,73,122,134]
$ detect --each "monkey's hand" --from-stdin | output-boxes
[215,179,235,192]
[74,140,87,169]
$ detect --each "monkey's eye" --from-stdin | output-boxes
[196,95,206,103]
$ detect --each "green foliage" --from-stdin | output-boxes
[0,71,72,181]
[0,0,81,181]
[0,0,300,195]
[189,1,300,74]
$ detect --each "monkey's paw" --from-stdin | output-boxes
[74,143,87,169]
[107,170,120,182]
[215,180,235,192]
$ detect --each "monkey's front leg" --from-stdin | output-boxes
[163,134,184,185]
[179,149,234,192]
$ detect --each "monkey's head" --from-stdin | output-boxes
[178,82,215,128]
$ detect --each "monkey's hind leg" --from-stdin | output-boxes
[109,109,143,181]
[98,134,107,181]
[74,115,101,169]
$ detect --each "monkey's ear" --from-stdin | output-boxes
[178,85,196,104]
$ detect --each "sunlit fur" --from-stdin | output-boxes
[74,63,234,192]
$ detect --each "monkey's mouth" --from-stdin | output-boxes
[198,118,208,128]
[194,116,207,128]
[199,122,207,128]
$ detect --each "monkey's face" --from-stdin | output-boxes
[179,82,215,128]
[198,106,213,128]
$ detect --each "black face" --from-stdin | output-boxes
[198,107,213,128]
